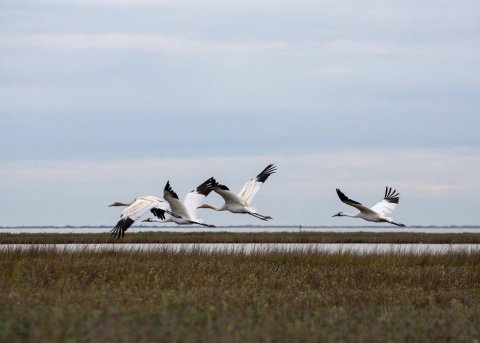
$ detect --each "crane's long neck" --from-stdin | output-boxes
[342,212,360,218]
[198,203,226,211]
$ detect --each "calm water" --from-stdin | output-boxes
[1,243,479,254]
[1,226,480,234]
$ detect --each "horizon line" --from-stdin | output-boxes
[2,225,480,229]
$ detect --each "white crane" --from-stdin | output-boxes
[333,187,406,227]
[108,196,171,238]
[143,178,216,227]
[198,164,276,221]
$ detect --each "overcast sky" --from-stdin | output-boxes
[1,0,479,226]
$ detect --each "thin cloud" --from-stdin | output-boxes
[2,33,477,58]
[0,33,287,54]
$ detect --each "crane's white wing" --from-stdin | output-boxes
[112,197,159,238]
[336,188,376,215]
[238,164,276,205]
[210,178,244,205]
[183,178,214,219]
[120,198,154,221]
[164,181,191,219]
[370,187,400,216]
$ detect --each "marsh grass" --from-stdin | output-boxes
[1,248,479,342]
[1,231,480,244]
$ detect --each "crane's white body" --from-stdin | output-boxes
[144,179,216,227]
[199,164,276,221]
[163,185,210,225]
[333,187,405,227]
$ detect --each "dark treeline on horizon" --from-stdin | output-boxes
[1,225,480,229]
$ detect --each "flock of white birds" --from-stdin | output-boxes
[109,163,404,239]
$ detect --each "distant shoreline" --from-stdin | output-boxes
[1,225,480,229]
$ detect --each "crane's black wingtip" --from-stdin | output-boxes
[216,184,230,191]
[336,188,363,206]
[150,208,166,220]
[164,181,179,199]
[211,177,230,191]
[266,163,277,170]
[265,164,277,174]
[110,217,134,239]
[384,186,400,204]
[256,164,277,183]
[335,188,348,202]
[110,230,121,239]
[195,177,215,196]
[210,177,218,187]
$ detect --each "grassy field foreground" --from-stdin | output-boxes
[1,248,479,342]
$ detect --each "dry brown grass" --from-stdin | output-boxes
[1,247,479,342]
[1,231,480,244]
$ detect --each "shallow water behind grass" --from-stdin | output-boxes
[2,225,480,234]
[2,242,480,254]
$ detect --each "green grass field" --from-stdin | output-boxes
[1,231,480,244]
[1,246,479,342]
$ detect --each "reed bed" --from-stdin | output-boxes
[1,248,479,342]
[1,231,480,244]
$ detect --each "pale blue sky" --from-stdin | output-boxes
[1,0,479,226]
